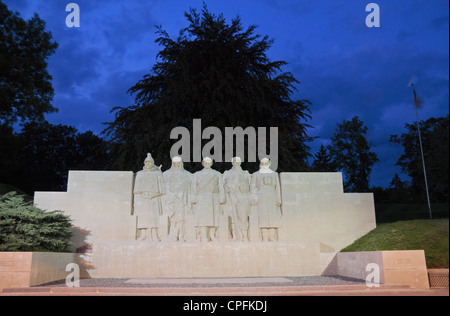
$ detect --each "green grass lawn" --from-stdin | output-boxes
[342,219,449,269]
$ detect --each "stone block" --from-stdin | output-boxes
[323,250,430,289]
[0,252,89,291]
[34,171,136,251]
[382,250,429,289]
[88,241,323,278]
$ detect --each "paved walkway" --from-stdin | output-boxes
[1,277,448,296]
[1,285,448,296]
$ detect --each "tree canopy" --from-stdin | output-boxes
[0,121,111,195]
[311,144,336,172]
[390,115,449,203]
[0,1,58,126]
[328,116,379,192]
[104,5,312,173]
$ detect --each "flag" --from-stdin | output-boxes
[411,85,422,109]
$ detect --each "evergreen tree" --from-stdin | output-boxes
[311,144,335,172]
[328,116,379,192]
[389,173,406,190]
[104,4,312,173]
[390,115,449,202]
[0,192,72,251]
[387,173,411,203]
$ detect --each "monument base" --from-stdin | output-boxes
[0,252,89,291]
[322,250,430,289]
[87,240,334,279]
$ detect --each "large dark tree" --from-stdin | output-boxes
[0,122,111,194]
[390,115,449,203]
[328,116,379,192]
[0,1,58,126]
[104,5,312,173]
[311,144,336,172]
[0,2,112,195]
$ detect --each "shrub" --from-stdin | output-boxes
[0,192,72,252]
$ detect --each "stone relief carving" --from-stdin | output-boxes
[223,157,252,241]
[162,156,193,242]
[133,154,282,242]
[192,157,226,242]
[133,153,165,241]
[251,158,282,242]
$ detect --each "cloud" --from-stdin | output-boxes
[12,0,163,134]
[3,0,448,187]
[431,15,449,29]
[295,27,448,186]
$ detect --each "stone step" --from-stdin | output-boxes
[124,277,294,285]
[2,283,414,296]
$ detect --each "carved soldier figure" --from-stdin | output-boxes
[192,157,226,242]
[133,153,165,241]
[251,158,282,242]
[163,156,193,242]
[223,157,252,241]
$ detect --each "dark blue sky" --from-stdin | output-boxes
[4,0,449,187]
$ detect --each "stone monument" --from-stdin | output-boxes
[162,156,193,242]
[133,153,165,241]
[251,158,282,242]
[223,157,252,241]
[192,157,226,242]
[34,152,377,278]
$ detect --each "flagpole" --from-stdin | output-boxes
[411,84,432,219]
